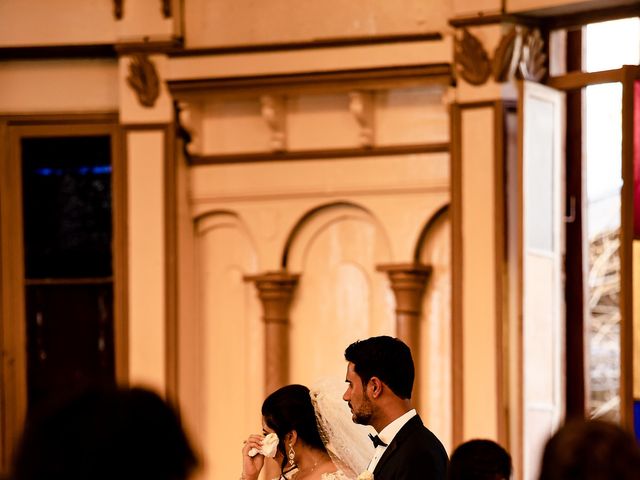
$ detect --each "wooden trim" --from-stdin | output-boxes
[164,123,179,403]
[450,103,464,447]
[0,124,28,473]
[168,32,443,58]
[168,64,453,99]
[494,101,509,447]
[449,13,541,28]
[0,44,117,60]
[0,120,4,473]
[112,125,129,386]
[122,122,175,131]
[0,112,118,125]
[115,38,183,55]
[0,119,9,474]
[564,28,587,419]
[515,81,526,480]
[547,68,623,91]
[619,65,639,432]
[24,278,114,286]
[544,3,640,30]
[455,100,500,110]
[191,143,450,165]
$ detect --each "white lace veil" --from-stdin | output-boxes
[310,377,375,479]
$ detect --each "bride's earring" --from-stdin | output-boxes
[288,443,296,466]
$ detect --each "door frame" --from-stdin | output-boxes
[0,113,127,472]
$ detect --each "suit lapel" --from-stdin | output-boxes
[372,415,422,476]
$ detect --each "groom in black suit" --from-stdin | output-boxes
[343,336,448,479]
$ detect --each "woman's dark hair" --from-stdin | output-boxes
[12,386,198,480]
[261,384,326,472]
[449,439,512,480]
[344,336,414,399]
[538,419,640,480]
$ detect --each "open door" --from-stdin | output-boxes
[518,80,566,480]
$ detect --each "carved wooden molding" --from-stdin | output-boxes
[492,27,520,83]
[453,26,546,85]
[161,0,172,18]
[168,64,452,100]
[245,271,300,394]
[113,0,123,20]
[190,142,449,165]
[127,54,160,108]
[454,29,491,86]
[176,101,201,156]
[349,91,375,148]
[260,95,287,152]
[519,28,547,82]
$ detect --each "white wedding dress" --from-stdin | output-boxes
[320,470,352,480]
[310,378,375,480]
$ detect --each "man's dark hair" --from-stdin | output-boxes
[344,336,414,399]
[449,439,512,480]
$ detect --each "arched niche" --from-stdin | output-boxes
[282,201,394,385]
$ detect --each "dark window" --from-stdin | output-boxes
[21,135,116,413]
[22,136,113,279]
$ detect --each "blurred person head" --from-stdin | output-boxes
[12,386,198,480]
[448,439,511,480]
[538,419,640,480]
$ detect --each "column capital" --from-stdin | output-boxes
[376,263,431,315]
[244,271,300,324]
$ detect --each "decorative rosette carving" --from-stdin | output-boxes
[454,28,491,86]
[519,28,547,82]
[492,27,519,82]
[113,0,123,19]
[126,53,160,108]
[161,0,172,18]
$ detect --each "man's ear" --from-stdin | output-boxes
[368,376,383,399]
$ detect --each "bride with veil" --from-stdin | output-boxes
[241,378,374,480]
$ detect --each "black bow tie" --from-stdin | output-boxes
[369,433,388,448]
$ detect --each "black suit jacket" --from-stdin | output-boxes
[372,415,448,480]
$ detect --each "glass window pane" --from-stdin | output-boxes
[26,283,115,412]
[585,83,622,422]
[21,136,113,279]
[586,18,640,73]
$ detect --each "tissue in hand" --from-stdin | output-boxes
[248,432,279,458]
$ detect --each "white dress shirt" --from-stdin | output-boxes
[367,409,417,473]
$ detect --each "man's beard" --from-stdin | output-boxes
[351,393,374,425]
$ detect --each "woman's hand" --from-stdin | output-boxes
[241,434,266,480]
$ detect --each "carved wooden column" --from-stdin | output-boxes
[245,271,300,395]
[377,263,431,402]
